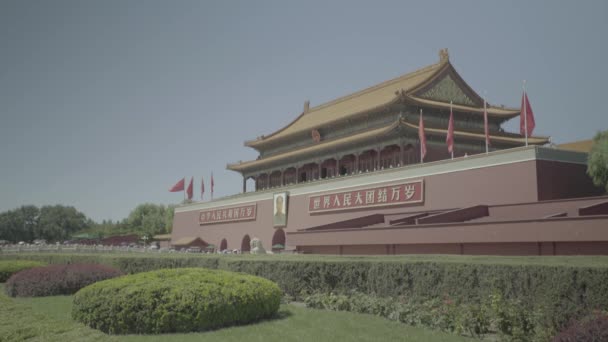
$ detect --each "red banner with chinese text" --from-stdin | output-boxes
[308,180,423,213]
[199,204,257,225]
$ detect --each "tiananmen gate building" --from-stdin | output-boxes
[171,49,608,255]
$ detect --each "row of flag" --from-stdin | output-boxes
[420,87,536,162]
[168,88,537,195]
[169,174,214,201]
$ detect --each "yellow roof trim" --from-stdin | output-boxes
[245,60,447,148]
[228,119,549,172]
[172,236,206,246]
[406,96,520,117]
[557,139,594,153]
[230,122,401,172]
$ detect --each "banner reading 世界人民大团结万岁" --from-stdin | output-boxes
[308,180,423,213]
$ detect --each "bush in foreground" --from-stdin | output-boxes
[552,312,608,342]
[0,260,47,282]
[304,291,559,341]
[4,252,608,336]
[72,268,282,334]
[5,263,123,297]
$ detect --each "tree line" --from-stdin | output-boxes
[0,203,175,243]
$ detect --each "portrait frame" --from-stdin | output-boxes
[273,192,288,227]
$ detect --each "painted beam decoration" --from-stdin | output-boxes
[308,180,423,213]
[199,204,257,225]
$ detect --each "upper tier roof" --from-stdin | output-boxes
[245,49,520,149]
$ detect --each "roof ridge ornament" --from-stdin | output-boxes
[303,100,310,114]
[439,48,449,63]
[394,89,408,101]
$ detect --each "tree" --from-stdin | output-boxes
[0,205,91,243]
[126,203,168,237]
[587,130,608,193]
[164,204,176,233]
[36,205,91,242]
[0,205,39,243]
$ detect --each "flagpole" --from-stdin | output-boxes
[484,92,488,154]
[419,109,423,163]
[523,80,528,146]
[450,101,454,160]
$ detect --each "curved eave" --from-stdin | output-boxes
[244,110,307,148]
[402,121,550,146]
[227,119,549,173]
[243,61,446,149]
[228,120,404,173]
[405,95,520,119]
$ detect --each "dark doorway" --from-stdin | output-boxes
[220,238,227,251]
[241,235,251,253]
[272,229,286,251]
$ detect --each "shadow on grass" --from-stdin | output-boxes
[116,308,295,338]
[270,307,293,320]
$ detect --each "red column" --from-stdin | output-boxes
[336,157,340,176]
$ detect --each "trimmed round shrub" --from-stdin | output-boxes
[72,268,282,334]
[0,260,47,282]
[5,263,123,297]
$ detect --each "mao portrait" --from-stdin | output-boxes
[273,192,288,227]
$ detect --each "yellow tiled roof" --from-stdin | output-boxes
[557,140,594,153]
[245,61,445,148]
[172,236,205,246]
[406,96,519,117]
[228,119,549,172]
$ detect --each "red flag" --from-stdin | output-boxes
[201,176,205,199]
[520,91,536,138]
[446,103,454,156]
[211,173,214,196]
[169,178,185,192]
[484,98,490,151]
[418,110,427,162]
[186,177,193,200]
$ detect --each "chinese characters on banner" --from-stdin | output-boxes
[308,180,423,213]
[199,204,257,225]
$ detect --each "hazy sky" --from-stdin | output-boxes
[1,0,607,222]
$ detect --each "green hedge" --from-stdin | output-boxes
[3,253,608,332]
[5,263,123,297]
[0,260,47,282]
[72,268,282,334]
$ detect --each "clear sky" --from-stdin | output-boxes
[1,0,607,222]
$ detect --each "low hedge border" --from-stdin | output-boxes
[5,263,123,297]
[0,260,47,282]
[3,253,608,333]
[72,268,282,334]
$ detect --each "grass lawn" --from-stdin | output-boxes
[2,288,475,342]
